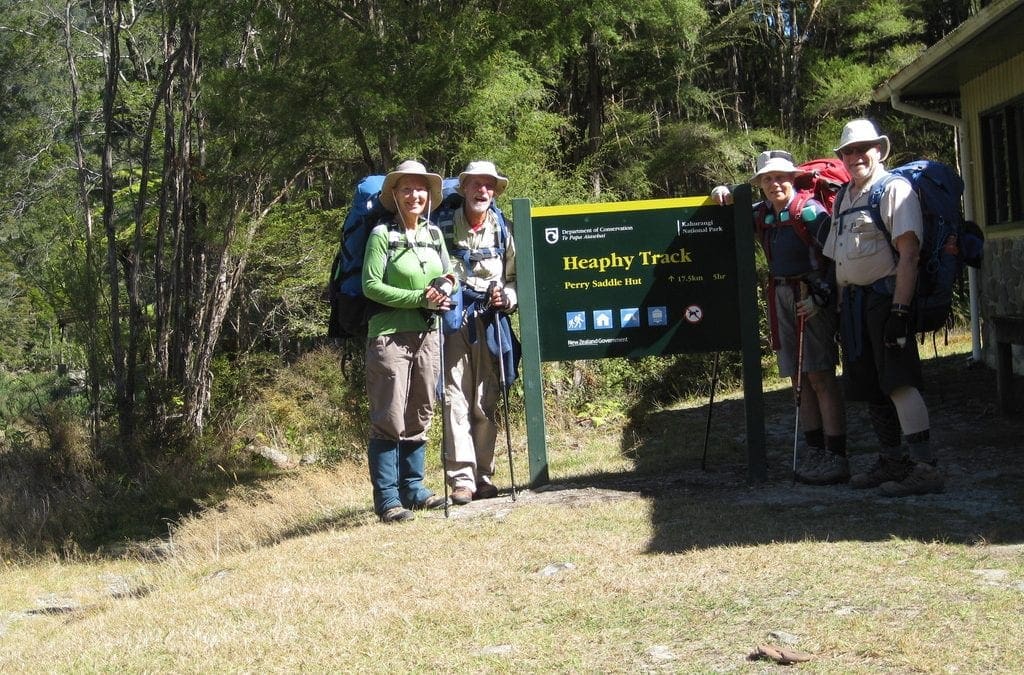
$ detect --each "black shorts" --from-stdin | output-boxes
[841,286,923,402]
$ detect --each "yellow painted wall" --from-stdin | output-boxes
[961,50,1024,228]
[960,49,1024,372]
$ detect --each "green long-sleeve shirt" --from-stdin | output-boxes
[361,217,453,337]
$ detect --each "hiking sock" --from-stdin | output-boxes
[905,429,933,464]
[804,427,825,450]
[868,402,902,455]
[825,434,847,457]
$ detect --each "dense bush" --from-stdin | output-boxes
[209,344,370,466]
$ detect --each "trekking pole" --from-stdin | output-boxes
[792,304,807,485]
[489,281,517,501]
[437,317,450,519]
[700,351,721,471]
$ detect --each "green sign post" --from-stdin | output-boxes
[512,187,764,486]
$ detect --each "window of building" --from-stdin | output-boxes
[980,96,1024,225]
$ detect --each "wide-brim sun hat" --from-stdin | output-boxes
[834,119,890,161]
[457,160,509,198]
[749,150,806,185]
[380,160,443,213]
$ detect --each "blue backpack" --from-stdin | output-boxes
[836,160,983,334]
[430,182,521,387]
[430,182,512,334]
[326,175,444,338]
[433,179,511,270]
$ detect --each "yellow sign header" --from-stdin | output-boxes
[531,196,712,218]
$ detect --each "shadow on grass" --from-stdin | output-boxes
[269,507,373,545]
[600,349,1024,552]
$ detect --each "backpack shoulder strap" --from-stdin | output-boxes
[495,208,511,250]
[433,194,462,231]
[833,183,849,217]
[426,223,445,253]
[866,173,904,245]
[384,220,443,251]
[753,201,772,257]
[753,201,770,229]
[786,192,820,250]
[834,174,899,224]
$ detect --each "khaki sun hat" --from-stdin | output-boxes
[749,150,806,185]
[834,119,890,161]
[380,160,443,213]
[457,160,509,197]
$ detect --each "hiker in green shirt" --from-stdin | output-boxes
[362,160,456,523]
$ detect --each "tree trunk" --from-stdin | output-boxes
[586,29,604,198]
[100,0,133,451]
[62,0,102,450]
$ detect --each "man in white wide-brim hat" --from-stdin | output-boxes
[824,118,941,497]
[431,160,518,505]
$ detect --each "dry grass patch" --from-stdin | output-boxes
[2,492,1022,671]
[157,466,373,563]
[2,336,1023,671]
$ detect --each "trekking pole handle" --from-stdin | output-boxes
[430,274,455,297]
[486,279,509,310]
[426,274,456,312]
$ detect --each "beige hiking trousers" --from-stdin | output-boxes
[442,315,500,491]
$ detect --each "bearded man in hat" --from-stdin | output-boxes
[713,151,847,484]
[431,161,519,504]
[824,119,942,496]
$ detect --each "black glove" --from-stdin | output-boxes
[490,288,510,310]
[808,277,832,308]
[425,274,455,313]
[884,309,909,348]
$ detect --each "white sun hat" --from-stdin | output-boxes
[380,160,443,213]
[749,150,806,184]
[457,160,509,197]
[834,119,890,160]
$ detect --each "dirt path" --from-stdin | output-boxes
[439,351,1024,546]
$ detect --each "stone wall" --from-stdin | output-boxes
[981,235,1024,373]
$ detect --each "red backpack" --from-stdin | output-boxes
[754,157,850,350]
[793,157,850,214]
[754,157,850,261]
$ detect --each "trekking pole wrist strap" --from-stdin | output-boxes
[891,302,911,316]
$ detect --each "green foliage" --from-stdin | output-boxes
[238,199,342,346]
[805,59,880,117]
[845,0,924,51]
[0,0,989,552]
[211,346,368,465]
[648,123,791,196]
[542,351,748,431]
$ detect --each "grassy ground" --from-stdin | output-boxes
[1,334,1022,672]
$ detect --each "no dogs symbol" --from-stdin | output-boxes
[683,305,703,324]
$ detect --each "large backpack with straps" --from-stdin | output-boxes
[432,179,511,272]
[325,175,444,339]
[754,157,849,350]
[753,157,850,264]
[430,181,513,334]
[836,159,984,334]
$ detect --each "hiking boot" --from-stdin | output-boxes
[797,452,850,485]
[850,455,913,490]
[474,483,499,500]
[878,462,945,497]
[450,487,473,505]
[412,494,446,510]
[794,448,826,482]
[380,506,414,523]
